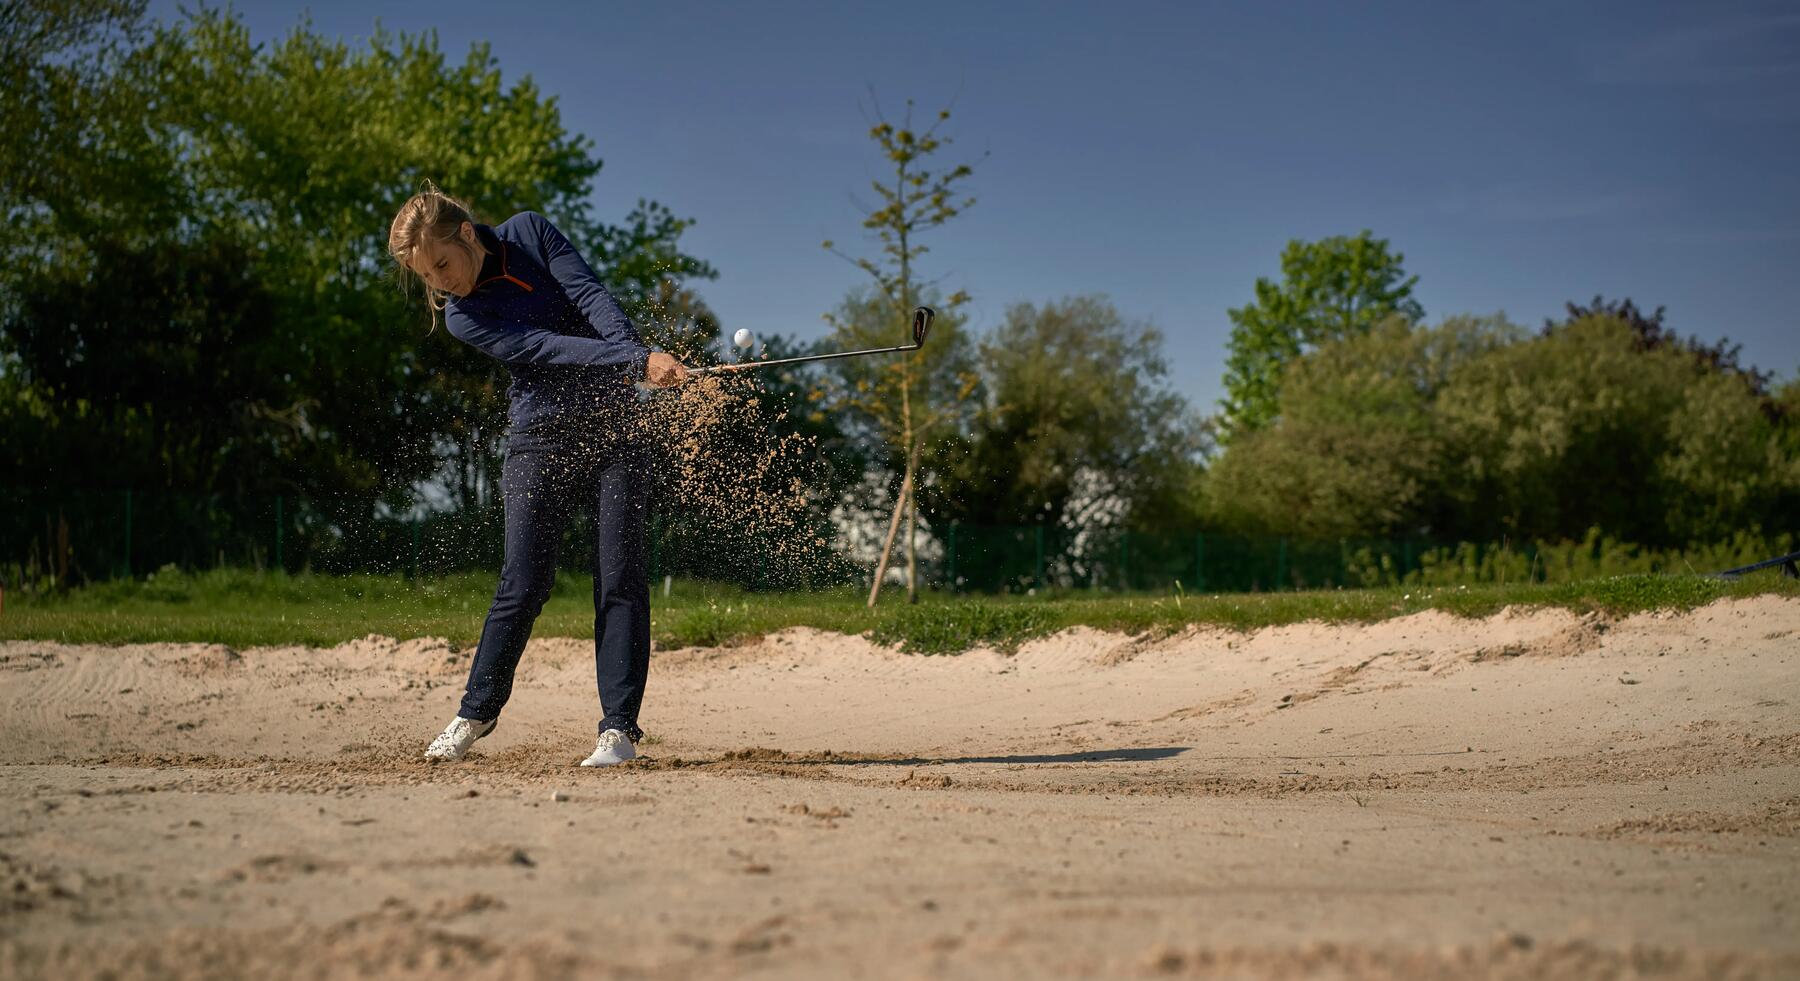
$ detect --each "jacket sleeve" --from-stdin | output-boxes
[446,304,646,371]
[525,211,651,379]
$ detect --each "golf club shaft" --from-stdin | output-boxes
[692,342,920,375]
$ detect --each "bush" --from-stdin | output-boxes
[1346,528,1793,587]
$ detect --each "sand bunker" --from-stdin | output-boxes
[2,595,1797,978]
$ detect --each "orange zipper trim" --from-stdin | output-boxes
[473,241,534,293]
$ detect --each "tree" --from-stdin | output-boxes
[0,7,717,574]
[594,199,719,342]
[0,0,142,63]
[823,287,979,591]
[932,296,1205,585]
[822,98,981,604]
[1206,310,1797,547]
[1,9,713,498]
[1220,231,1424,439]
[1,234,298,492]
[1549,296,1777,412]
[1776,374,1800,493]
[1440,314,1797,546]
[0,0,147,189]
[1204,315,1516,539]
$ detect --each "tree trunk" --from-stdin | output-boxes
[866,467,911,608]
[905,478,918,603]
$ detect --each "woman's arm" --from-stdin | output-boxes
[523,212,640,343]
[446,305,647,370]
[468,212,685,385]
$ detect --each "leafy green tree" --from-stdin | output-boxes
[0,8,715,557]
[0,8,719,579]
[1208,310,1796,547]
[1658,367,1798,542]
[822,99,981,603]
[1776,374,1800,510]
[594,199,719,339]
[823,287,980,581]
[1549,296,1773,399]
[1220,231,1424,439]
[0,0,147,186]
[1204,315,1516,539]
[941,298,1200,522]
[0,0,142,63]
[2,234,297,492]
[933,296,1205,584]
[1778,374,1800,436]
[1440,314,1797,546]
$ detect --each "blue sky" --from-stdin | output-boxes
[160,1,1800,410]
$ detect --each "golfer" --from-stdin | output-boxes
[388,183,687,766]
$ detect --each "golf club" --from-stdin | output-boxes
[693,306,934,375]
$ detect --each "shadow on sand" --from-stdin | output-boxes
[805,747,1190,767]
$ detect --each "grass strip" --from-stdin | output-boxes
[2,569,1794,654]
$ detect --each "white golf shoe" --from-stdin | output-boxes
[424,716,496,762]
[579,728,637,767]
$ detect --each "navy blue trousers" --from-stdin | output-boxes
[459,421,650,741]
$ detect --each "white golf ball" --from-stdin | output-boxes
[732,328,754,349]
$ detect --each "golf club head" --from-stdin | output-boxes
[911,306,935,347]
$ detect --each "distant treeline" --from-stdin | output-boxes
[1208,301,1800,550]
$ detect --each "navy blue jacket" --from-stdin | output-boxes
[445,211,651,432]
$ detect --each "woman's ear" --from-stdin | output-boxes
[460,221,477,244]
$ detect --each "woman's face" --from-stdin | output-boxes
[410,222,483,297]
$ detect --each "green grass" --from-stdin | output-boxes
[1,567,1795,654]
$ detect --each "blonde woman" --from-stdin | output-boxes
[389,185,687,766]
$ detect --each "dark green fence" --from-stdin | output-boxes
[1,488,505,580]
[938,522,1436,593]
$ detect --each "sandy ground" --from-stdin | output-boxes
[1,596,1797,979]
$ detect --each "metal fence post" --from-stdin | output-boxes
[410,518,421,579]
[948,521,958,592]
[275,496,284,572]
[1034,524,1045,590]
[123,489,133,577]
[1194,532,1205,592]
[1276,537,1288,591]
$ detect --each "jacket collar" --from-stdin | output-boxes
[469,223,534,295]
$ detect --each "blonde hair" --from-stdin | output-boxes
[388,180,482,330]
